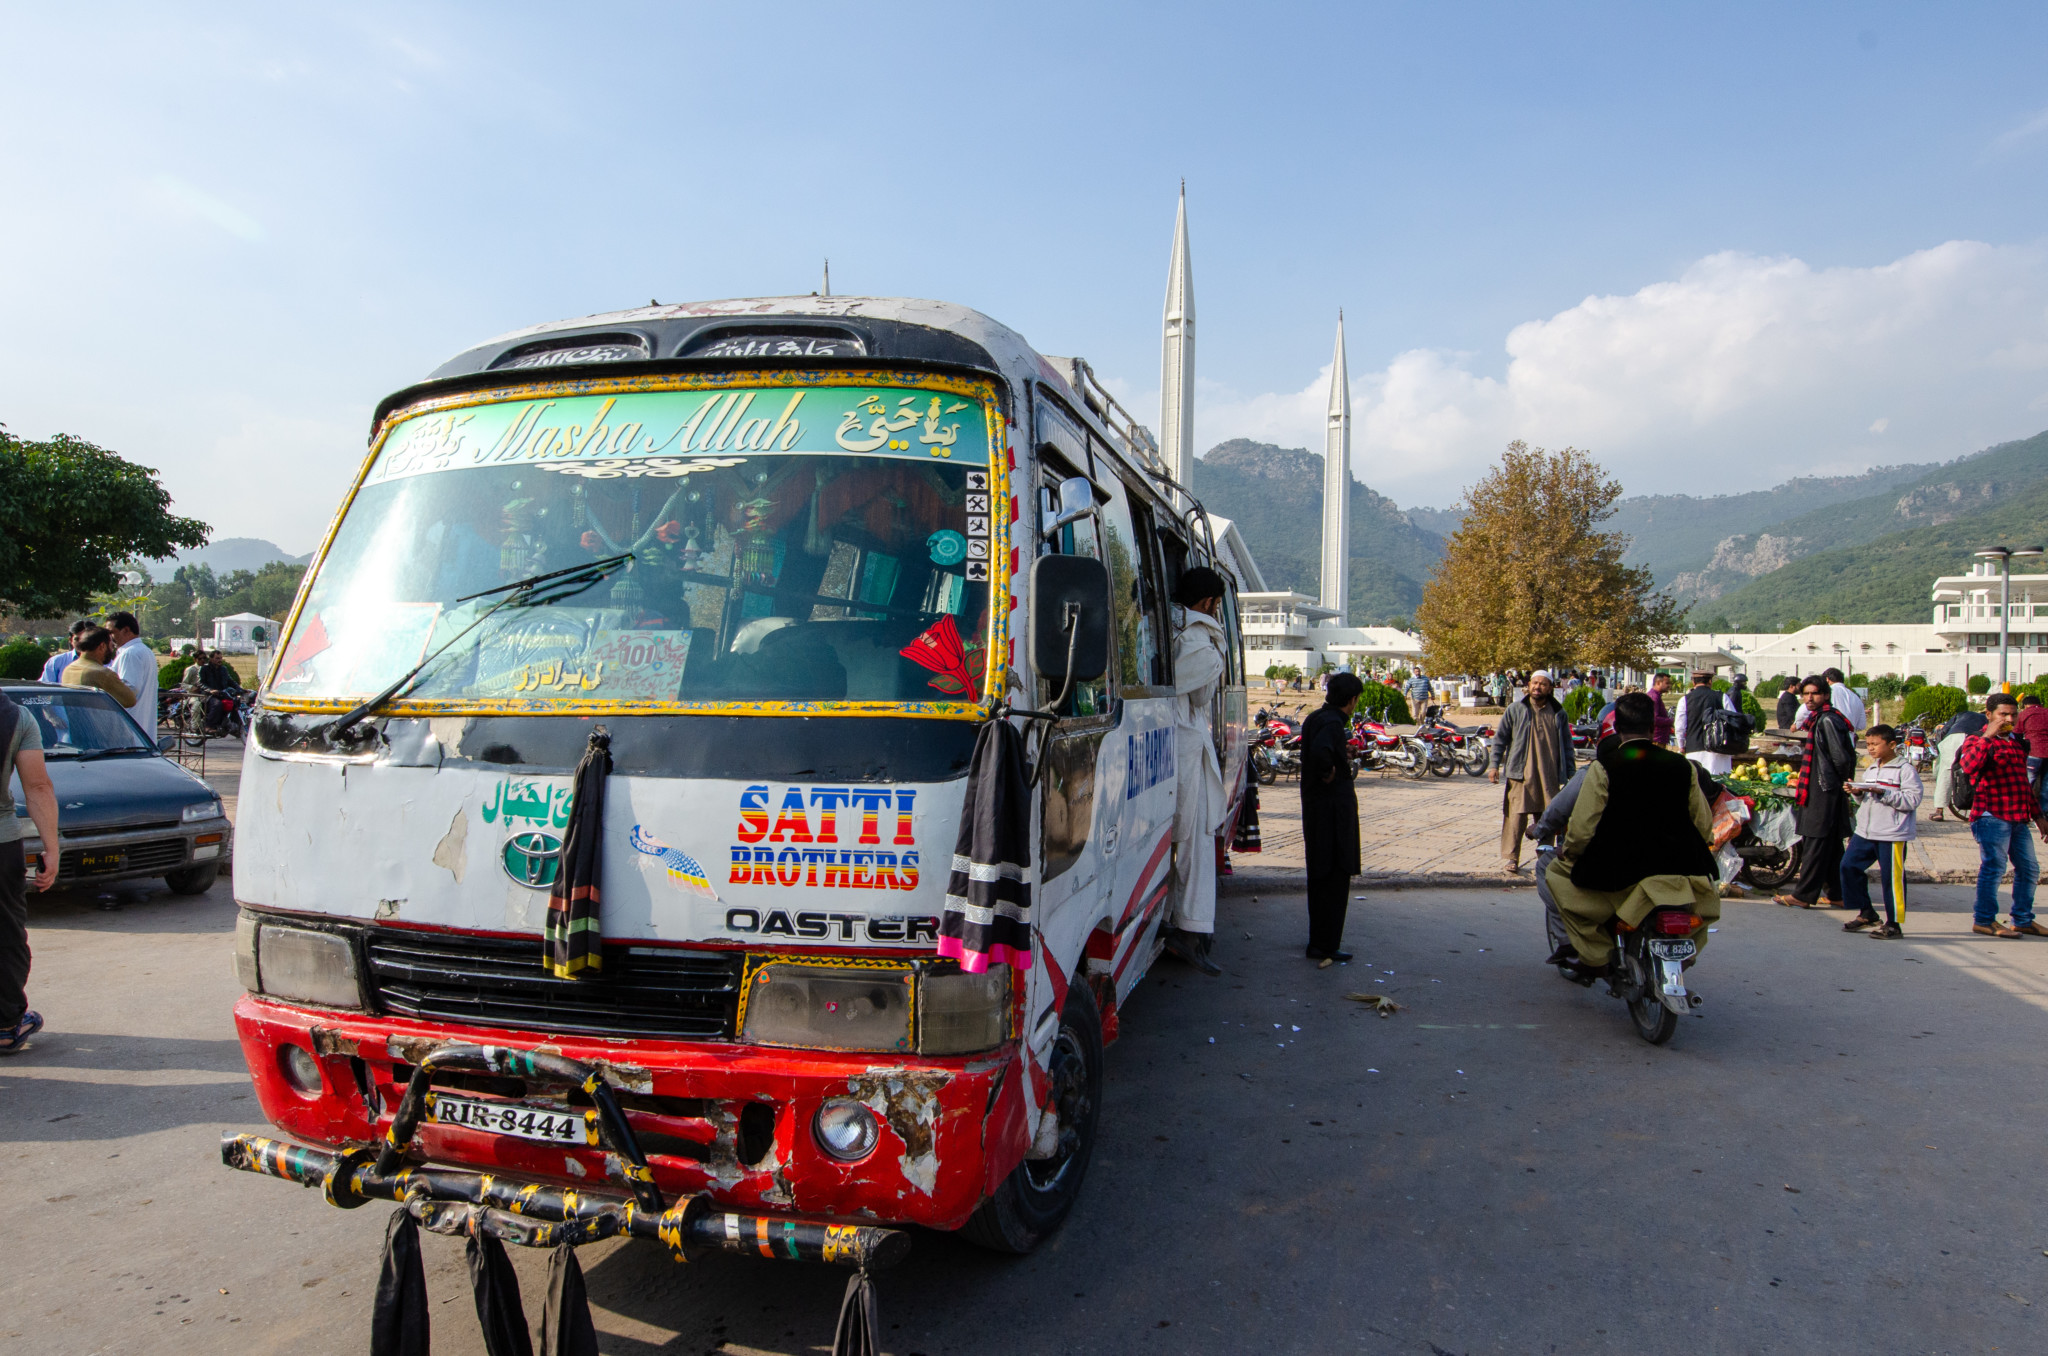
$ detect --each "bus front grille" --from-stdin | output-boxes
[364,929,742,1040]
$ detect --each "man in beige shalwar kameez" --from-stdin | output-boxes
[1489,670,1576,873]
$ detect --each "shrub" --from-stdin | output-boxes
[1904,674,1927,691]
[1968,673,1992,695]
[1562,686,1602,721]
[0,637,52,680]
[160,655,196,687]
[1901,684,1969,725]
[1867,674,1905,702]
[1739,690,1767,728]
[1755,676,1782,699]
[1356,682,1412,725]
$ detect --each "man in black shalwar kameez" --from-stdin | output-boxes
[1302,673,1365,962]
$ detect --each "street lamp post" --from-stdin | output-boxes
[1972,546,2046,690]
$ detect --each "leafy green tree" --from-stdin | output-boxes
[1868,675,1905,701]
[0,430,208,616]
[0,637,51,679]
[1416,443,1684,674]
[1967,673,1992,695]
[1356,682,1411,725]
[1562,685,1602,721]
[1902,684,1968,724]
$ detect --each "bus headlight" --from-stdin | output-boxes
[916,963,1010,1054]
[813,1098,880,1161]
[741,962,913,1053]
[238,914,364,1011]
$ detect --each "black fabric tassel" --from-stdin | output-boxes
[1233,781,1263,852]
[466,1230,534,1356]
[545,727,611,979]
[370,1208,431,1356]
[538,1243,600,1356]
[832,1269,881,1356]
[937,717,1033,971]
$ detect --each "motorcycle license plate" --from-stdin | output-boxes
[1647,938,1697,961]
[425,1093,594,1146]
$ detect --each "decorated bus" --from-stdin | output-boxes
[221,297,1251,1332]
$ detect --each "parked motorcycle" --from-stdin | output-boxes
[1354,716,1429,778]
[1415,705,1491,777]
[1535,843,1704,1046]
[1901,717,1935,774]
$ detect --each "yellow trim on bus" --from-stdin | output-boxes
[263,369,1013,722]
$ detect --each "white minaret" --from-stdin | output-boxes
[1159,181,1196,489]
[1320,311,1351,622]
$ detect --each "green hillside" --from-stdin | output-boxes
[1674,429,2048,603]
[1610,464,1936,580]
[1406,462,1935,580]
[1191,439,1446,624]
[1705,473,2048,627]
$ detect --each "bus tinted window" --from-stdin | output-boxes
[272,384,998,708]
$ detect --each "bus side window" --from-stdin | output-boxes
[1036,454,1110,718]
[1219,583,1245,685]
[1098,480,1166,692]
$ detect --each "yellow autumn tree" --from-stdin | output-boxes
[1414,442,1683,674]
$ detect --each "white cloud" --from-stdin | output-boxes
[1989,106,2048,155]
[147,174,267,243]
[1181,241,2048,507]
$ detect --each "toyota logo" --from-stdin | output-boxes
[501,831,563,888]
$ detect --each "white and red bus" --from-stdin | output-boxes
[223,296,1250,1265]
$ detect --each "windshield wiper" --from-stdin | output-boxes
[76,746,154,761]
[318,552,634,743]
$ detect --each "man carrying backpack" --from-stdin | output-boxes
[1680,670,1744,775]
[1954,693,2044,939]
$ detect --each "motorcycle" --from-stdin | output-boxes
[1536,843,1704,1046]
[1354,716,1429,777]
[1415,705,1491,777]
[1901,717,1934,774]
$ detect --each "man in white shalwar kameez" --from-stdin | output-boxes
[1163,567,1230,976]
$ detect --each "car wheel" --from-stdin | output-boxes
[164,862,219,896]
[958,981,1103,1254]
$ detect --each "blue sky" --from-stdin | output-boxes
[4,2,2048,551]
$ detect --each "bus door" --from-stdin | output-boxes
[1033,431,1114,925]
[1096,475,1176,1002]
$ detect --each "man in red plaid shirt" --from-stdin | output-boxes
[1955,693,2044,939]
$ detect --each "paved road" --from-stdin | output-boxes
[4,870,2044,1354]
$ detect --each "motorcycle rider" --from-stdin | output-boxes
[180,649,243,732]
[1544,692,1721,985]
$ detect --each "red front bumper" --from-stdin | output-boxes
[233,995,1027,1232]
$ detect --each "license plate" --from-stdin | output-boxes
[1647,938,1697,961]
[79,850,127,873]
[425,1093,594,1146]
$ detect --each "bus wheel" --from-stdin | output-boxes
[958,981,1103,1253]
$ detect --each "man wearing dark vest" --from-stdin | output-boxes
[1544,691,1721,984]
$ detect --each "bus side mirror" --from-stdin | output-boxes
[1040,476,1096,536]
[1029,555,1109,683]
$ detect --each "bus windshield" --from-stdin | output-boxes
[271,380,999,709]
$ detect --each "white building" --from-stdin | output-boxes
[210,612,273,654]
[1240,591,1422,674]
[1654,562,2048,687]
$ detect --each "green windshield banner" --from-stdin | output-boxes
[374,386,990,484]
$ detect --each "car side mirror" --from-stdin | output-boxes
[158,735,176,754]
[1029,555,1109,683]
[1040,475,1097,536]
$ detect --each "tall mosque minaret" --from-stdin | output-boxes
[1159,181,1196,490]
[1320,312,1352,623]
